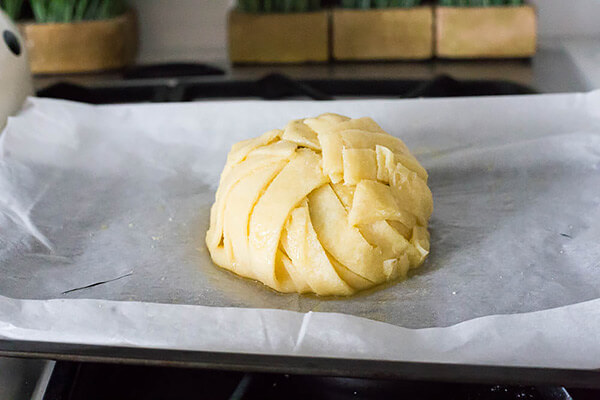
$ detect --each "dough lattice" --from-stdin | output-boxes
[206,113,432,296]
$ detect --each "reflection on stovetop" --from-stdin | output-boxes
[37,73,537,104]
[36,47,590,103]
[32,46,590,95]
[43,362,600,400]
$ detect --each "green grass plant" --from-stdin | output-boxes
[341,0,421,8]
[0,0,25,20]
[439,0,523,6]
[238,0,321,13]
[28,0,127,23]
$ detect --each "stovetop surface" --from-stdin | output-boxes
[36,72,538,103]
[20,54,596,399]
[33,45,589,104]
[41,361,599,400]
[33,46,590,96]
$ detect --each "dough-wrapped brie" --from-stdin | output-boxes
[206,114,432,296]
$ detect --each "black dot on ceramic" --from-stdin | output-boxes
[3,30,21,56]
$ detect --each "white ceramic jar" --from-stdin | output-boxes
[0,9,33,130]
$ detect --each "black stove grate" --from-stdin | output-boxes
[36,73,537,104]
[42,361,597,400]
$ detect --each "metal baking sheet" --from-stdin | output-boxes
[1,92,600,370]
[2,340,600,388]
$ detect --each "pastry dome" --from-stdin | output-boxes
[206,113,432,296]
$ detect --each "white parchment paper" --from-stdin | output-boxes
[1,92,600,369]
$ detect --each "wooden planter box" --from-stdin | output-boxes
[19,11,137,74]
[332,7,433,61]
[435,6,537,59]
[228,10,329,64]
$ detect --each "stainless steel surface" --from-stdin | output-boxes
[2,342,600,388]
[31,361,56,400]
[0,357,50,400]
[32,47,589,94]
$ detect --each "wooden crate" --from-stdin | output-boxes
[332,7,433,61]
[19,11,137,74]
[435,6,537,59]
[228,10,329,64]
